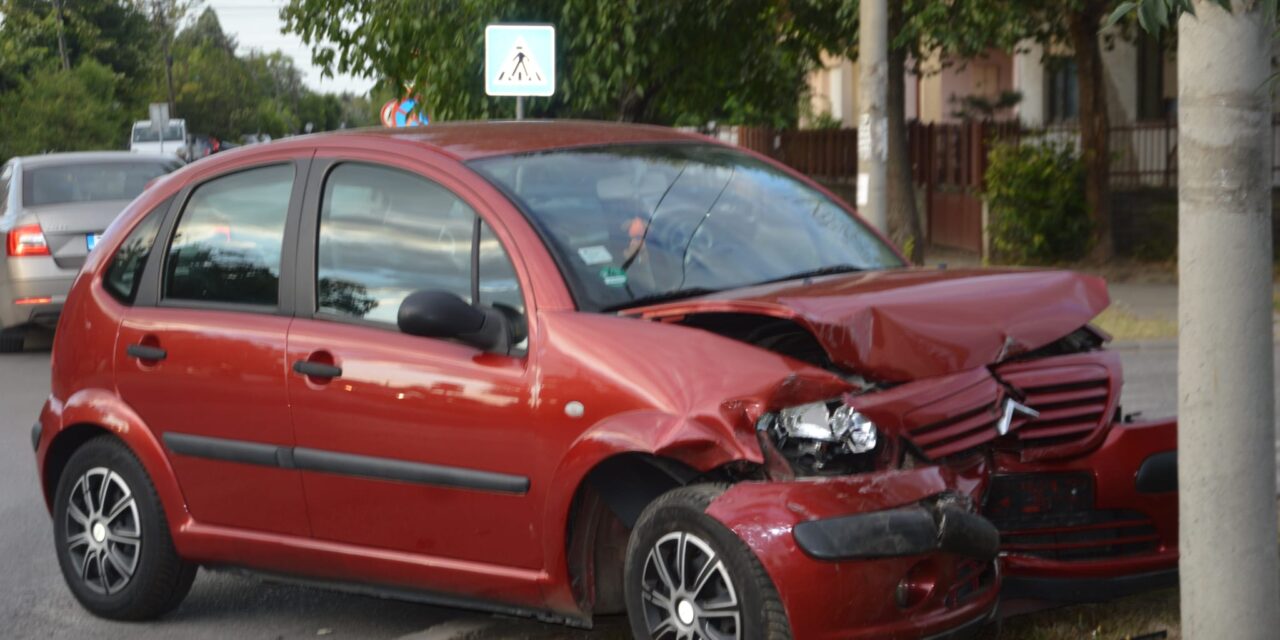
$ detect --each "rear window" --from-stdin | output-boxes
[23,161,178,207]
[132,123,185,143]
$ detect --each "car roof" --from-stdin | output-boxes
[276,120,714,161]
[14,151,177,168]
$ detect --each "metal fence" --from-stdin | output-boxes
[729,118,1280,190]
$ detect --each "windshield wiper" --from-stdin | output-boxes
[601,287,719,312]
[754,264,868,286]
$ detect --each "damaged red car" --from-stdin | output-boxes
[33,121,1177,639]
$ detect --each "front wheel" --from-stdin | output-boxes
[53,436,197,620]
[624,485,792,640]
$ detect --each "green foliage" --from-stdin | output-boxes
[984,141,1093,265]
[281,0,830,126]
[0,60,130,160]
[0,1,368,164]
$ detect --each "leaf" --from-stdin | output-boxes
[1104,1,1139,29]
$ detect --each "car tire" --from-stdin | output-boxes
[0,328,24,353]
[53,435,197,620]
[624,484,792,640]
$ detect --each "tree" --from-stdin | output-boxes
[0,60,129,161]
[281,0,823,126]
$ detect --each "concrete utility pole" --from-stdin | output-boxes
[1178,2,1278,637]
[856,0,888,233]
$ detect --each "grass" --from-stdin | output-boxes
[994,589,1179,639]
[1092,306,1179,341]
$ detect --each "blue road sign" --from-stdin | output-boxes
[485,24,555,97]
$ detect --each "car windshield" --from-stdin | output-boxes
[23,160,178,206]
[470,144,903,312]
[132,123,185,142]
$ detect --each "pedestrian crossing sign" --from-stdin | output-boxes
[485,24,555,97]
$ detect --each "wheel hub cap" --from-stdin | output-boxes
[675,599,696,625]
[64,467,142,595]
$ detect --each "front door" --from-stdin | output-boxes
[116,161,310,536]
[285,160,542,570]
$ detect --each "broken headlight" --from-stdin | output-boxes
[758,400,879,476]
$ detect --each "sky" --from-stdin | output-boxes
[203,0,374,96]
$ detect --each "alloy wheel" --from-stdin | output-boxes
[639,531,742,640]
[64,467,142,595]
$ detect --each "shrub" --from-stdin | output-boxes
[984,140,1093,264]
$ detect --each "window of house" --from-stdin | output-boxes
[163,164,294,306]
[1046,57,1079,123]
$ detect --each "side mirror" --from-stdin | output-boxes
[397,290,511,354]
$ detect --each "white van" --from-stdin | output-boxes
[130,119,188,160]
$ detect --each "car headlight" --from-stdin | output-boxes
[775,401,878,454]
[759,400,880,476]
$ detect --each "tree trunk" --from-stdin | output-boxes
[886,2,924,264]
[1068,5,1112,261]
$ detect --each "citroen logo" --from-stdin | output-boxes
[996,398,1040,436]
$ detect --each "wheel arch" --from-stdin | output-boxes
[40,388,189,534]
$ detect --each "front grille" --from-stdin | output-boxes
[996,351,1121,458]
[900,373,1004,460]
[996,510,1158,561]
[984,473,1159,562]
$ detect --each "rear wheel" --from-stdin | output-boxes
[624,485,791,640]
[53,436,196,620]
[0,328,24,353]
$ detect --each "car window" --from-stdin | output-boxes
[164,164,294,306]
[470,144,903,312]
[23,160,178,206]
[0,164,10,216]
[103,200,170,304]
[316,163,476,325]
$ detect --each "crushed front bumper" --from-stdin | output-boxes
[705,464,1000,640]
[988,417,1178,602]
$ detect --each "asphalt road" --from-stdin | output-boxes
[0,336,1272,639]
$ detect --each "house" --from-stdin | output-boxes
[802,30,1176,129]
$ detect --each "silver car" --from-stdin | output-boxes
[0,152,179,352]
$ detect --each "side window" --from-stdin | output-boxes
[164,165,294,306]
[478,221,525,316]
[317,163,476,325]
[478,221,528,354]
[0,164,11,217]
[103,199,170,304]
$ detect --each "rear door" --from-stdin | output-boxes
[115,158,312,536]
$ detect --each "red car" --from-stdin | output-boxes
[32,122,1177,639]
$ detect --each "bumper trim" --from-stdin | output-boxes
[1002,568,1178,603]
[793,504,1000,561]
[1136,451,1177,493]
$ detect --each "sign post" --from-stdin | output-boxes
[485,24,556,120]
[148,102,170,155]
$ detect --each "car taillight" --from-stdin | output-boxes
[7,224,50,257]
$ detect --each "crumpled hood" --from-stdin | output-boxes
[625,269,1110,381]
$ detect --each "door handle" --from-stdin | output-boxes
[293,360,342,379]
[126,344,167,361]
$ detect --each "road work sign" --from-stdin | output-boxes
[485,24,555,97]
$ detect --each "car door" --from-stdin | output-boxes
[285,158,543,570]
[115,159,312,536]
